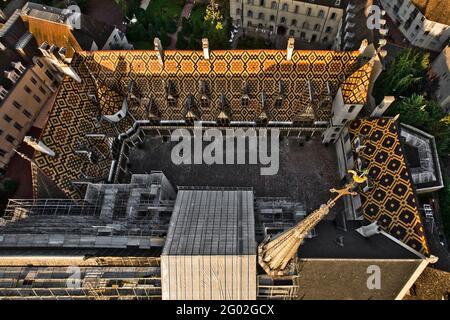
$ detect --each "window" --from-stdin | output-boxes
[3,114,12,123]
[242,97,249,107]
[289,29,295,36]
[33,95,41,103]
[322,36,328,42]
[39,86,46,95]
[330,12,337,20]
[300,32,306,39]
[13,101,21,109]
[6,135,14,144]
[24,85,31,94]
[348,105,356,113]
[275,98,283,108]
[271,1,277,9]
[302,22,309,29]
[291,19,297,26]
[307,8,312,16]
[0,149,6,157]
[201,97,208,109]
[260,0,265,5]
[168,97,176,108]
[344,133,350,143]
[341,118,348,124]
[319,10,325,18]
[270,15,275,22]
[314,24,320,31]
[0,87,7,99]
[258,12,264,20]
[281,17,286,24]
[325,26,332,33]
[0,129,3,136]
[247,0,253,4]
[247,10,253,18]
[248,21,252,26]
[30,77,37,85]
[346,149,353,160]
[23,109,32,118]
[36,59,44,68]
[14,122,23,131]
[236,8,241,15]
[45,70,54,80]
[294,5,299,13]
[282,3,288,11]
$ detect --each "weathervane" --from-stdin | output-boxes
[258,169,368,277]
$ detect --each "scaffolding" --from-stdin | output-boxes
[0,262,162,300]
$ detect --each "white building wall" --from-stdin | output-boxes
[232,0,344,44]
[431,46,450,113]
[380,0,450,52]
[322,88,363,144]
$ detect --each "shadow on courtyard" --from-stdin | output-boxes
[129,135,342,213]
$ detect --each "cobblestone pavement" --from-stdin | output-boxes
[129,135,342,213]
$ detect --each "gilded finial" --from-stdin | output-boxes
[347,169,368,184]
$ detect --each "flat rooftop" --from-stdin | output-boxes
[162,188,256,256]
[298,220,419,260]
[129,135,342,213]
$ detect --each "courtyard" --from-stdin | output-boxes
[128,135,341,213]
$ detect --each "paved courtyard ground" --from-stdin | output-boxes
[129,135,341,213]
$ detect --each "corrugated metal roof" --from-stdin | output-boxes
[163,188,256,256]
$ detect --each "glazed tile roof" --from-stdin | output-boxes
[341,60,373,105]
[348,118,429,256]
[33,49,373,199]
[21,15,81,58]
[97,84,124,115]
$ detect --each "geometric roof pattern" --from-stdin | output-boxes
[33,49,372,199]
[341,60,373,105]
[79,50,365,123]
[348,118,429,256]
[97,83,124,115]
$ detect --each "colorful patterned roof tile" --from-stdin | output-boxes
[348,118,429,256]
[97,84,124,116]
[341,60,373,105]
[33,49,372,199]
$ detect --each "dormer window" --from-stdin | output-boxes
[167,80,177,101]
[242,96,249,107]
[0,86,8,100]
[168,96,176,108]
[275,97,283,108]
[278,80,285,95]
[5,70,20,83]
[219,94,227,109]
[200,80,208,99]
[201,96,208,109]
[260,92,267,109]
[12,61,26,74]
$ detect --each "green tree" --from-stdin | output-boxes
[177,36,188,50]
[165,18,178,34]
[374,48,429,102]
[158,29,170,47]
[387,94,429,127]
[387,95,450,158]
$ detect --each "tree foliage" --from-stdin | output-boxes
[387,94,450,158]
[374,48,430,102]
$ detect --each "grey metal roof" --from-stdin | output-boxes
[163,188,256,256]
